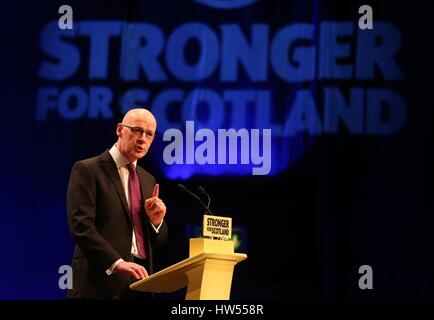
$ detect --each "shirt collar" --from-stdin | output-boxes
[109,144,137,168]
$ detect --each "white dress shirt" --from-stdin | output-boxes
[106,144,163,275]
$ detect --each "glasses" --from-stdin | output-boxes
[121,124,155,139]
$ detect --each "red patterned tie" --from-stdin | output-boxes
[127,164,146,259]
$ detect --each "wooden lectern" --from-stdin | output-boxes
[130,238,247,300]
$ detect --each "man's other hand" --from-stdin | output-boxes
[115,261,148,280]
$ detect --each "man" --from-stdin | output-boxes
[66,108,168,299]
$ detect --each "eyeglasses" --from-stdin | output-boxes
[121,124,155,139]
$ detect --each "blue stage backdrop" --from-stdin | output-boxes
[1,0,433,299]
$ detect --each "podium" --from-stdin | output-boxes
[130,238,247,300]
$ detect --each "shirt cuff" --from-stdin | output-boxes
[105,258,124,276]
[150,219,164,233]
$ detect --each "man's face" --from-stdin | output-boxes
[117,113,157,162]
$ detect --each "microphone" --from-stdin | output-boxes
[197,186,211,211]
[177,184,213,215]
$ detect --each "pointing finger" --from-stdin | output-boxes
[152,183,159,198]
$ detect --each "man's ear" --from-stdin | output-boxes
[116,124,122,137]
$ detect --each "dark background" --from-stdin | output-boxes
[1,0,433,299]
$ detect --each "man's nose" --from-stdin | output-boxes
[137,135,146,144]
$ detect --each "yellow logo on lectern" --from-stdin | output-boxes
[203,215,232,239]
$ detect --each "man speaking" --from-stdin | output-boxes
[66,108,168,299]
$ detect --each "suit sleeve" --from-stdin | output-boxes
[149,220,168,250]
[67,161,121,272]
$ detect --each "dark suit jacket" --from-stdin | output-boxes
[66,150,168,299]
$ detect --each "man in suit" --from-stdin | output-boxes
[66,108,168,299]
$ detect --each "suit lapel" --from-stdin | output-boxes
[100,151,131,223]
[137,167,153,202]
